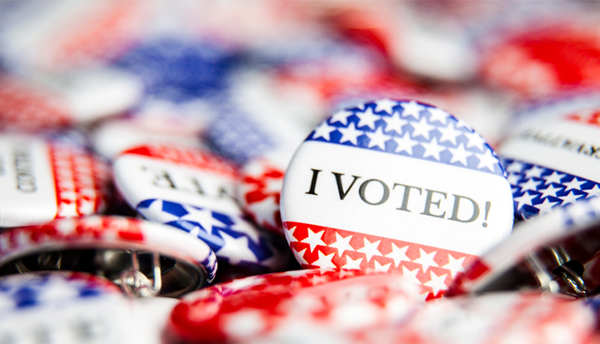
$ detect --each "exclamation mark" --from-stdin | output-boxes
[482,202,491,228]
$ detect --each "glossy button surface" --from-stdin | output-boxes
[281,99,514,298]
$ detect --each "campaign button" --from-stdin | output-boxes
[0,69,142,130]
[0,271,134,344]
[113,144,289,270]
[500,107,600,220]
[281,99,514,298]
[0,216,218,297]
[0,134,110,227]
[166,269,426,344]
[386,291,594,344]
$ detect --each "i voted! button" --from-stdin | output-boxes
[281,99,514,298]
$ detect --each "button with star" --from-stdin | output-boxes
[166,269,427,344]
[281,99,514,298]
[0,134,111,227]
[499,105,600,221]
[113,144,290,271]
[0,216,218,297]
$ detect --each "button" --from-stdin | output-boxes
[166,269,426,344]
[113,144,290,271]
[0,69,143,130]
[0,134,110,227]
[281,99,514,298]
[500,106,600,221]
[0,271,133,343]
[385,291,594,344]
[0,216,218,297]
[448,196,600,298]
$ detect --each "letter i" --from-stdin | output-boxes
[306,169,322,195]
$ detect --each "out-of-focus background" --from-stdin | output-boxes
[2,0,600,150]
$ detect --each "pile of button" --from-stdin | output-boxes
[3,1,600,343]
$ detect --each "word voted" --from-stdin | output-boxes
[141,165,235,201]
[305,169,492,227]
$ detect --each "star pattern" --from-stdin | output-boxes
[136,199,281,269]
[285,222,474,300]
[308,100,502,175]
[502,158,600,220]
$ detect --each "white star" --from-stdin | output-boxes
[524,166,545,179]
[464,131,487,151]
[475,150,499,172]
[421,138,446,161]
[329,233,354,257]
[441,255,465,279]
[342,255,363,270]
[374,99,398,114]
[78,199,95,216]
[57,202,78,218]
[248,196,279,230]
[181,205,227,236]
[394,134,420,155]
[399,100,424,119]
[366,126,391,150]
[313,251,337,269]
[519,178,542,192]
[560,191,584,206]
[216,231,258,265]
[301,227,326,252]
[355,107,381,129]
[427,108,450,125]
[543,171,565,185]
[401,265,422,286]
[424,271,448,296]
[448,143,473,166]
[505,160,525,173]
[338,122,364,145]
[382,113,408,134]
[414,249,438,273]
[137,200,180,223]
[292,247,309,265]
[538,184,562,199]
[410,117,435,140]
[357,238,382,263]
[285,226,298,243]
[385,243,410,268]
[507,173,521,185]
[437,122,463,145]
[374,260,391,272]
[586,185,600,198]
[514,191,538,210]
[227,217,263,245]
[312,121,337,140]
[563,177,586,191]
[330,109,354,125]
[536,198,561,215]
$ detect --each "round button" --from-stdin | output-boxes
[0,134,110,227]
[500,105,600,220]
[281,99,514,298]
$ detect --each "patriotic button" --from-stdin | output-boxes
[0,216,218,297]
[166,269,426,344]
[0,134,110,227]
[481,24,600,97]
[0,69,142,130]
[500,107,600,220]
[281,99,514,298]
[448,196,600,298]
[376,291,594,344]
[0,271,133,344]
[113,144,289,271]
